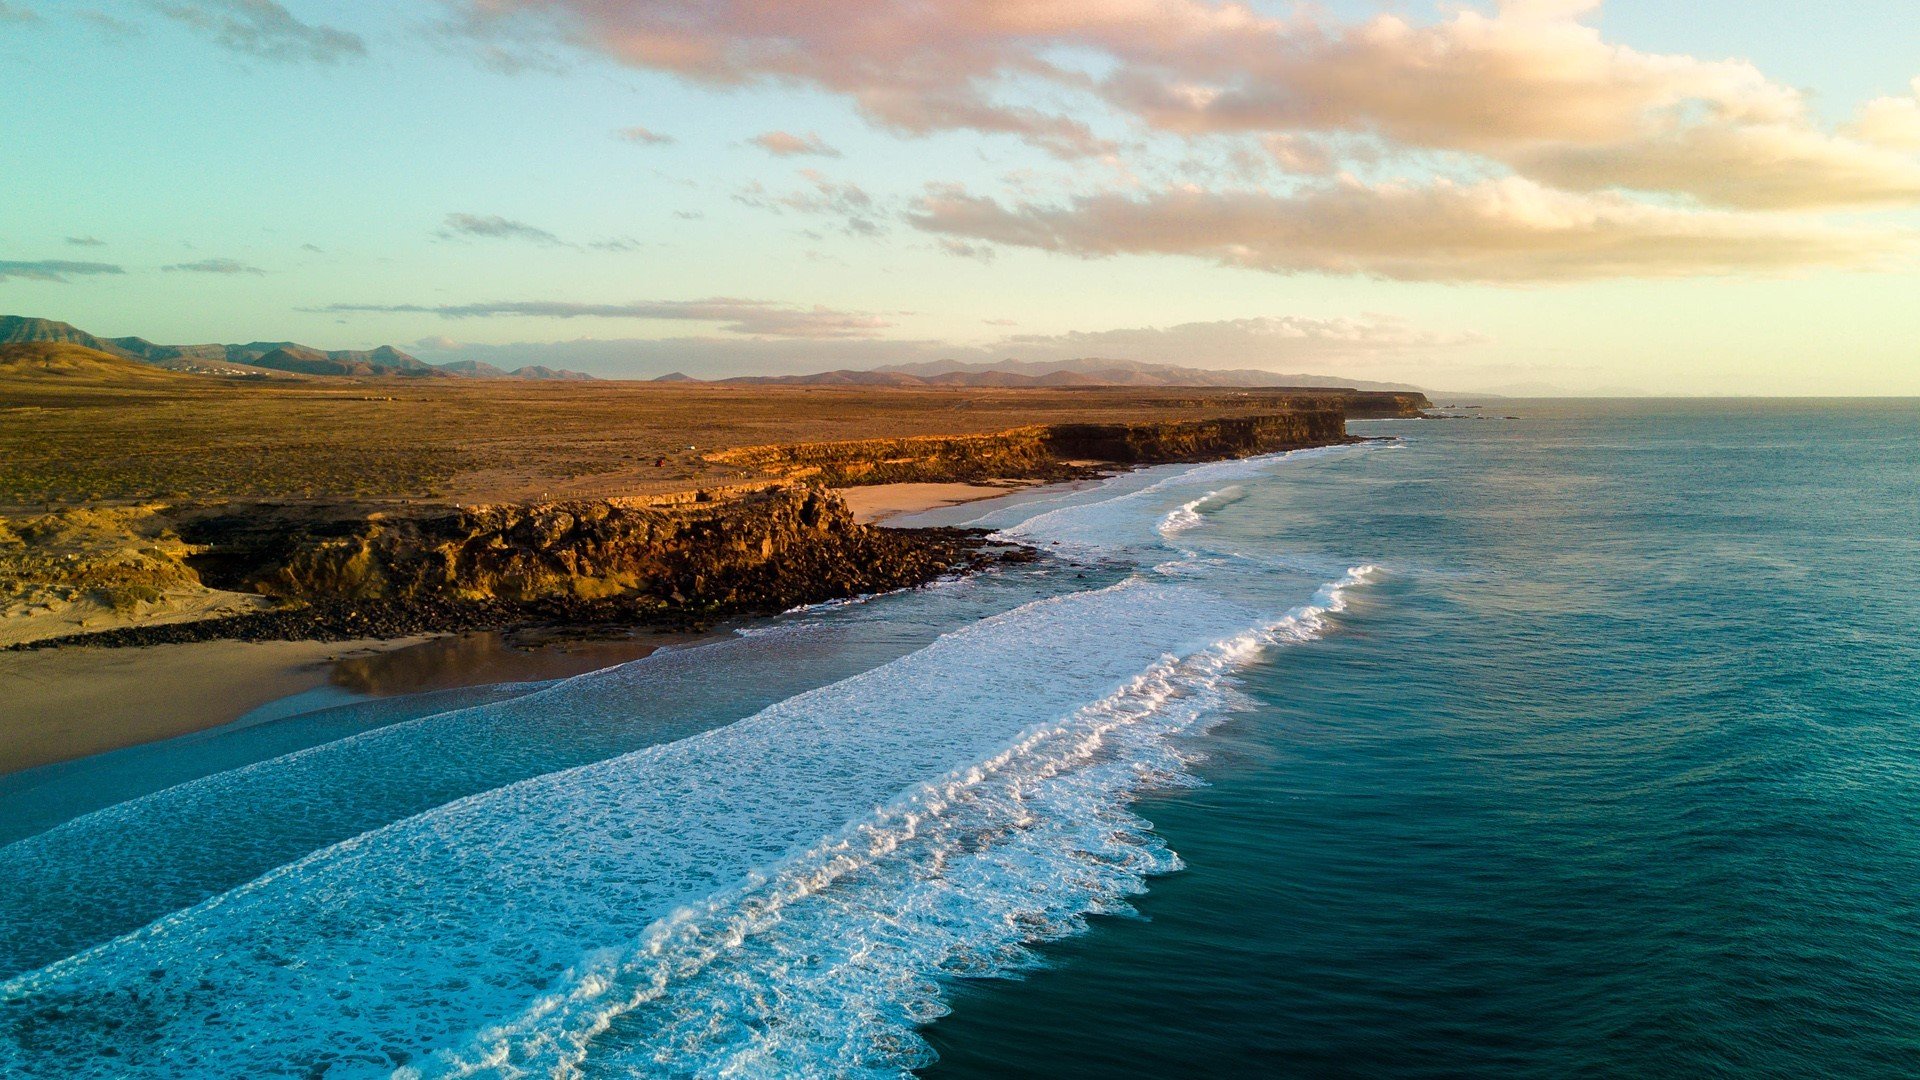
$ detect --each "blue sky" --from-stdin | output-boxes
[2,0,1917,393]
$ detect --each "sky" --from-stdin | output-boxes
[2,0,1917,394]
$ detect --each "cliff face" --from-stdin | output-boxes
[1343,391,1431,419]
[1044,412,1346,461]
[171,413,1352,620]
[180,485,974,613]
[710,412,1350,486]
[15,406,1363,648]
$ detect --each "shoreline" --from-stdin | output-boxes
[0,627,723,776]
[0,637,425,775]
[0,479,1050,775]
[0,434,1361,774]
[4,416,1366,656]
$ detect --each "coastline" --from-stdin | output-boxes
[1,417,1383,773]
[0,479,1052,774]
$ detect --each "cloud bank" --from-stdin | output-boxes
[322,297,894,338]
[443,0,1920,282]
[0,260,125,283]
[993,315,1485,365]
[909,177,1900,282]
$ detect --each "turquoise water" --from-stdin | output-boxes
[925,400,1920,1078]
[2,400,1916,1076]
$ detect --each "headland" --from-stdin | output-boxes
[0,337,1428,765]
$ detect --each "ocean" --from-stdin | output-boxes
[2,399,1916,1077]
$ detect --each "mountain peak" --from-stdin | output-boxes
[0,315,592,382]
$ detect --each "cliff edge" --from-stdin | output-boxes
[5,410,1362,648]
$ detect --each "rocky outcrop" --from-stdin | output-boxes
[178,485,983,614]
[710,411,1351,486]
[1343,391,1430,419]
[172,413,1355,619]
[0,503,268,646]
[11,404,1365,648]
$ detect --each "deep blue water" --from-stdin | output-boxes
[2,400,1915,1077]
[924,400,1920,1078]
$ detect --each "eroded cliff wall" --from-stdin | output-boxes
[185,412,1352,609]
[180,485,975,612]
[13,408,1360,646]
[710,411,1350,486]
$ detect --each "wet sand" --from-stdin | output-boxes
[0,628,710,776]
[0,638,425,774]
[329,628,702,696]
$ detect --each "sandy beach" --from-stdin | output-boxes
[0,637,428,774]
[0,627,718,775]
[0,480,1029,774]
[836,480,1038,523]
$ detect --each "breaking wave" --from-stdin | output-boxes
[0,448,1381,1079]
[452,567,1380,1079]
[1157,485,1246,541]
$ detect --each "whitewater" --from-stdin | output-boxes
[0,445,1380,1078]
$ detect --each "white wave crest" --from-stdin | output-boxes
[1155,485,1247,543]
[430,565,1381,1078]
[0,568,1377,1079]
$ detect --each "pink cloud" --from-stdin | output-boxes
[445,0,1920,298]
[452,1,1920,208]
[909,177,1903,283]
[749,130,840,157]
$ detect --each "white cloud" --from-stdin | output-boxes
[1850,79,1920,151]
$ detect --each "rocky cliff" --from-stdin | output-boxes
[710,411,1351,486]
[10,408,1363,647]
[1343,391,1430,419]
[172,485,984,622]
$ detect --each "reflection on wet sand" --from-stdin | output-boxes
[331,629,705,696]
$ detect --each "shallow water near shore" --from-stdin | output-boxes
[3,400,1917,1077]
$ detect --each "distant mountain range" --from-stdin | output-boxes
[707,357,1420,392]
[5,316,1420,391]
[0,316,595,381]
[432,358,595,381]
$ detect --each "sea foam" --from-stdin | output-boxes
[0,564,1070,981]
[0,449,1377,1079]
[450,567,1381,1079]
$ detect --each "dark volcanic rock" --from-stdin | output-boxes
[708,412,1354,487]
[13,515,1002,649]
[5,487,1005,648]
[175,487,972,606]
